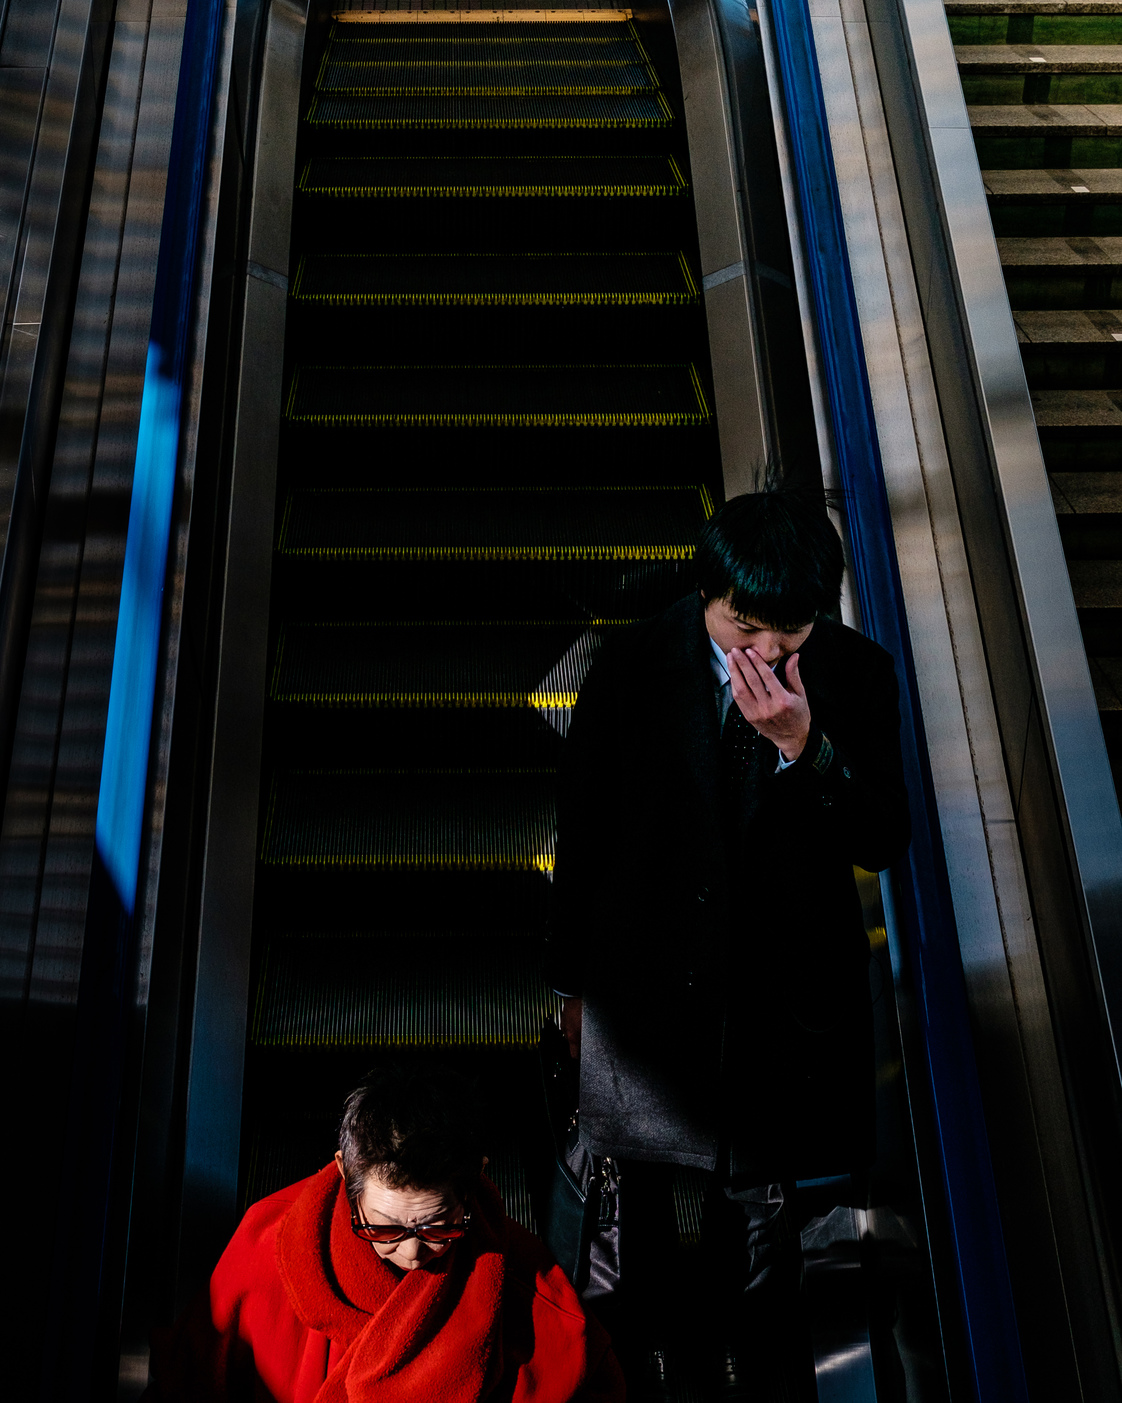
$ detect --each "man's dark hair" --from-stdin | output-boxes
[338,1062,486,1206]
[694,488,844,629]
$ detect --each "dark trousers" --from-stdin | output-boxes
[608,1159,798,1349]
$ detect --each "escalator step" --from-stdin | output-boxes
[316,58,659,97]
[284,364,710,427]
[276,485,713,560]
[297,153,688,198]
[331,17,636,38]
[261,770,556,869]
[269,621,611,707]
[291,251,698,306]
[250,934,558,1047]
[327,34,647,64]
[306,90,674,129]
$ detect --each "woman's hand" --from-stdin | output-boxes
[728,648,811,761]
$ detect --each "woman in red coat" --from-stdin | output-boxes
[146,1066,623,1403]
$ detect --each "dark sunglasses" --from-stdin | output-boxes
[350,1212,471,1246]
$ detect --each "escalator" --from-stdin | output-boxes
[951,0,1122,796]
[240,0,724,1325]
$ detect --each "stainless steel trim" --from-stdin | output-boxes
[173,0,307,1311]
[669,0,771,493]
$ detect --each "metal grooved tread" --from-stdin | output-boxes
[297,154,688,197]
[261,770,557,869]
[330,19,639,40]
[276,485,713,560]
[291,251,699,305]
[325,35,648,63]
[269,622,611,706]
[305,91,675,128]
[316,59,659,96]
[285,364,710,427]
[251,935,560,1046]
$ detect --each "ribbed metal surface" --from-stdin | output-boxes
[276,485,713,560]
[486,1145,538,1234]
[269,621,611,707]
[317,58,658,97]
[297,153,687,198]
[251,934,559,1046]
[327,34,646,63]
[306,91,675,129]
[672,1165,705,1249]
[291,251,698,306]
[242,1121,339,1210]
[285,363,710,427]
[261,770,556,869]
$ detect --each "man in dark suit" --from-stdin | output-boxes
[547,489,911,1395]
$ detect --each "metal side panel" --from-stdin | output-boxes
[785,0,1116,1394]
[173,0,305,1313]
[857,0,1122,1389]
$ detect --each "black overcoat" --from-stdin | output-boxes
[548,593,911,1180]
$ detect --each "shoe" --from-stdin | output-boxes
[634,1347,677,1402]
[710,1343,754,1401]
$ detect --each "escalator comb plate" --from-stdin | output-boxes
[284,364,710,427]
[297,154,688,198]
[306,90,674,128]
[261,770,556,870]
[291,251,698,306]
[276,485,713,561]
[250,935,559,1048]
[270,621,611,708]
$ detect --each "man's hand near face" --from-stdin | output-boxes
[727,647,811,761]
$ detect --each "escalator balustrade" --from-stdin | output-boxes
[951,0,1122,794]
[241,3,722,1268]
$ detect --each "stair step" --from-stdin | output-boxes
[284,364,711,428]
[316,57,659,97]
[1000,233,1122,264]
[950,9,1122,46]
[984,166,1122,197]
[305,90,675,129]
[969,103,1122,135]
[946,2,1122,11]
[1015,307,1122,338]
[326,33,646,63]
[1031,386,1122,423]
[957,43,1122,68]
[269,621,612,707]
[1070,557,1122,602]
[260,770,556,870]
[276,485,712,560]
[297,153,687,198]
[1051,469,1122,510]
[1090,655,1122,708]
[291,251,698,306]
[250,934,558,1047]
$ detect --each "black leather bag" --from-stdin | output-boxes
[538,1023,621,1299]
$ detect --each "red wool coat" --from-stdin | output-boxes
[147,1166,624,1403]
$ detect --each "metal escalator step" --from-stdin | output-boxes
[1031,387,1122,427]
[269,621,611,707]
[250,934,558,1047]
[331,16,636,34]
[297,153,687,197]
[957,44,1122,72]
[984,168,1122,200]
[261,770,556,869]
[291,251,698,306]
[969,103,1122,136]
[305,90,674,128]
[276,485,713,560]
[326,34,647,63]
[316,58,658,97]
[284,364,710,427]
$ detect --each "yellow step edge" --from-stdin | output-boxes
[334,9,633,21]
